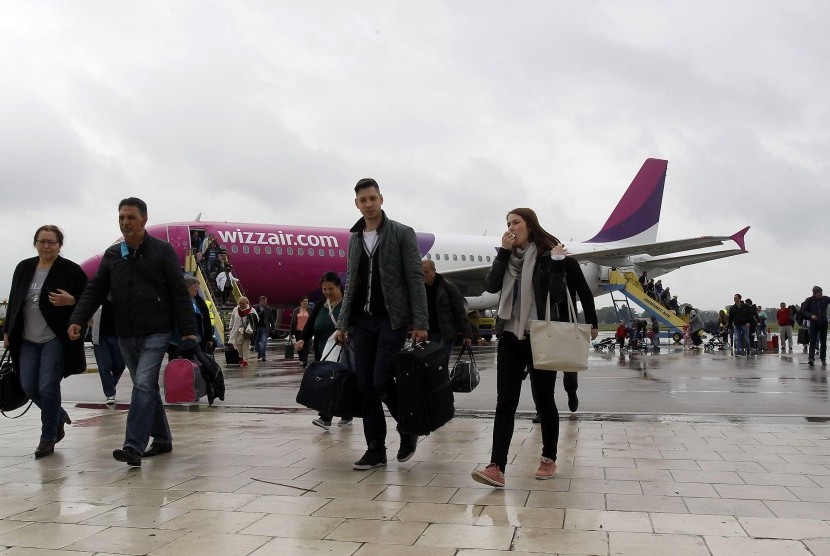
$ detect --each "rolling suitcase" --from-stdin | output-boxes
[164,358,207,403]
[393,342,454,435]
[224,346,240,366]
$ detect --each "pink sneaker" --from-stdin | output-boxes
[535,456,556,480]
[471,463,505,488]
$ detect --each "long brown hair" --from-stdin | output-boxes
[506,208,560,251]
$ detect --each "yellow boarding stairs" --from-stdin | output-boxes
[604,270,688,335]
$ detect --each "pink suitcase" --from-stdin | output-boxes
[164,358,206,403]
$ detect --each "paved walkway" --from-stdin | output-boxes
[2,406,830,555]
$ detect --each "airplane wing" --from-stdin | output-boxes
[635,249,746,273]
[439,265,492,296]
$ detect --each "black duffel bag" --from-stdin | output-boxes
[0,350,32,417]
[449,344,480,393]
[295,346,362,417]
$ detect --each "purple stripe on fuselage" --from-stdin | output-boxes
[587,159,667,243]
[416,232,436,256]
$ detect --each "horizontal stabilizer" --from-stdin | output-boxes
[636,249,746,273]
[574,234,741,264]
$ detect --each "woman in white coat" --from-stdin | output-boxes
[227,296,258,367]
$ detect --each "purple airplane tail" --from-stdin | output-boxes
[586,158,668,244]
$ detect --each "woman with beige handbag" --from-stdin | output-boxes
[471,208,598,488]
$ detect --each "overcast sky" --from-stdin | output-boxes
[1,1,828,311]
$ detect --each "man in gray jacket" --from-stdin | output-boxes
[335,179,428,470]
[69,197,196,467]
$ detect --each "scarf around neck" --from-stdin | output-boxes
[497,243,537,334]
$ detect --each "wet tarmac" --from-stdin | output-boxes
[62,336,830,420]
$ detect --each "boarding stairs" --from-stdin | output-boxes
[602,270,688,335]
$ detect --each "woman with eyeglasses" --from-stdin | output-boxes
[3,225,88,458]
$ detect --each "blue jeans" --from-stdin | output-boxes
[733,325,749,355]
[256,327,269,359]
[19,338,70,441]
[93,335,126,398]
[809,324,828,362]
[118,333,172,452]
[350,314,408,447]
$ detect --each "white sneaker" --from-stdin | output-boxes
[312,418,331,430]
[106,396,116,407]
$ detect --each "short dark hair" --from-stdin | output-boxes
[319,271,342,288]
[119,197,148,217]
[34,225,64,247]
[354,178,380,195]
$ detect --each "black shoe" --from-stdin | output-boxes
[113,447,142,467]
[354,446,387,470]
[823,360,827,366]
[568,392,579,412]
[143,443,173,457]
[56,414,71,444]
[809,360,815,366]
[34,439,55,458]
[397,433,418,462]
[532,413,541,423]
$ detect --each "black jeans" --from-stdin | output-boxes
[350,313,408,447]
[809,324,828,362]
[490,332,561,471]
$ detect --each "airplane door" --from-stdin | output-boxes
[166,225,193,265]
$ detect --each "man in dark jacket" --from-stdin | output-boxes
[802,286,830,366]
[335,178,428,471]
[253,296,274,361]
[422,260,471,360]
[68,197,196,467]
[728,293,755,356]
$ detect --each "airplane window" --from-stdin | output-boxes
[265,247,272,255]
[435,253,440,260]
[444,254,449,260]
[254,246,260,254]
[338,249,345,257]
[231,245,238,254]
[486,256,491,262]
[298,247,304,255]
[453,254,457,261]
[243,246,250,254]
[478,255,482,262]
[461,255,466,261]
[276,247,283,255]
[308,248,314,256]
[319,248,325,256]
[328,249,334,257]
[469,254,474,261]
[287,247,293,255]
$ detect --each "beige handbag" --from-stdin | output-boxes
[529,287,592,372]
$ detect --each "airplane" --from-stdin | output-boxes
[78,158,749,321]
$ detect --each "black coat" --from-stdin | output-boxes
[485,248,598,334]
[4,255,88,377]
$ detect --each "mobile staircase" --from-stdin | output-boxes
[602,270,689,341]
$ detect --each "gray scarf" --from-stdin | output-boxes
[498,243,537,335]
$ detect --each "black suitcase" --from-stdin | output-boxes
[393,342,454,435]
[284,341,295,360]
[224,346,240,366]
[798,327,810,345]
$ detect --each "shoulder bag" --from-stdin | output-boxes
[529,287,592,372]
[0,350,34,417]
[449,344,480,393]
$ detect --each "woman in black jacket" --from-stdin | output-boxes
[2,225,88,458]
[471,208,597,488]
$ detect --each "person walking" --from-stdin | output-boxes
[227,296,258,367]
[421,259,471,361]
[802,286,830,366]
[90,296,125,406]
[295,272,353,429]
[334,178,428,470]
[3,225,88,458]
[253,296,274,361]
[471,208,598,488]
[68,197,197,467]
[776,302,794,353]
[728,293,753,357]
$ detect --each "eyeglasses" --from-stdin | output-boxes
[36,240,59,246]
